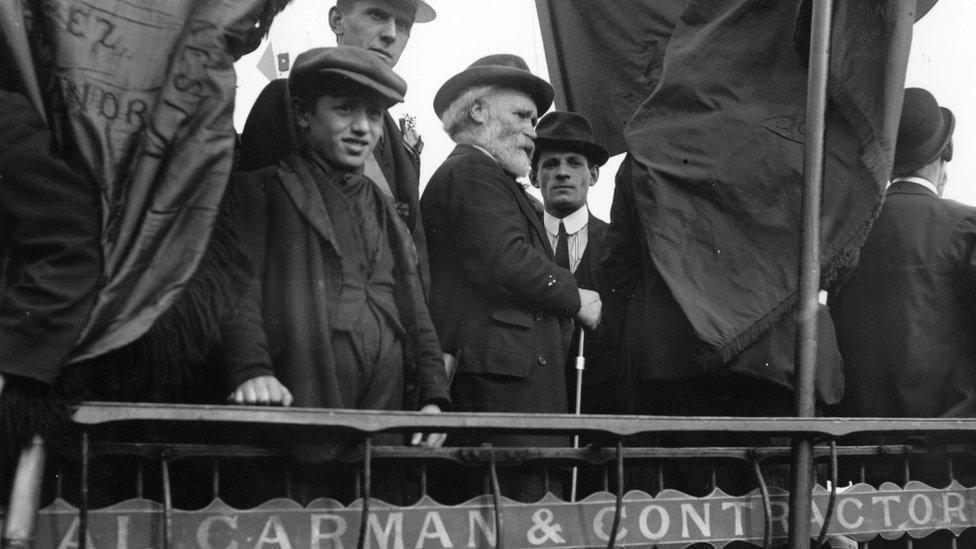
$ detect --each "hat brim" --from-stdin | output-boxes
[434,66,554,119]
[298,68,405,107]
[415,0,436,23]
[894,106,954,174]
[534,137,610,167]
[916,0,938,21]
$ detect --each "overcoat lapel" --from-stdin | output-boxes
[276,156,340,254]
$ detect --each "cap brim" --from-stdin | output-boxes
[535,137,610,167]
[415,0,436,23]
[434,66,554,118]
[915,0,938,21]
[311,68,405,106]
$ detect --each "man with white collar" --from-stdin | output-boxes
[830,88,975,421]
[529,111,620,414]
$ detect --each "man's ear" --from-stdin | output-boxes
[529,169,540,189]
[469,99,488,125]
[589,164,600,187]
[293,98,310,130]
[328,6,344,38]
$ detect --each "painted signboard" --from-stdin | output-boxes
[30,482,976,548]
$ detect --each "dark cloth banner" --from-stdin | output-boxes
[535,0,686,156]
[1,0,270,363]
[618,0,915,363]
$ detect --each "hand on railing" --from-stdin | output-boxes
[228,375,294,406]
[410,403,447,448]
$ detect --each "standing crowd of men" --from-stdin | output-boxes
[2,0,974,516]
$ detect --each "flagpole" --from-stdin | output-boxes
[789,0,833,547]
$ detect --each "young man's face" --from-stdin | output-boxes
[297,93,385,170]
[532,151,598,217]
[330,1,414,67]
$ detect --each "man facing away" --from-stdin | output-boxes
[218,46,449,502]
[828,86,976,549]
[528,111,622,415]
[421,55,601,502]
[831,88,976,420]
[240,0,434,288]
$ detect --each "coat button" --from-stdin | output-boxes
[538,356,547,365]
[534,312,543,322]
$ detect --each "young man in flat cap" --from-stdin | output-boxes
[240,0,435,288]
[529,111,623,417]
[218,47,449,501]
[422,55,602,501]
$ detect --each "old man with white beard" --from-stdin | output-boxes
[421,54,601,501]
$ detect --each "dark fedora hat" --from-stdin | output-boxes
[433,54,554,119]
[289,46,407,106]
[894,87,954,175]
[533,111,609,167]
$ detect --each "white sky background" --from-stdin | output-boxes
[235,0,976,221]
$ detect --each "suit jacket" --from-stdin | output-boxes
[0,90,101,384]
[421,144,580,446]
[830,180,976,418]
[219,153,450,414]
[563,215,625,414]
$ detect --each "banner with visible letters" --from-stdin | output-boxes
[29,482,976,548]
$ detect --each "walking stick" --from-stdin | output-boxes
[570,327,585,502]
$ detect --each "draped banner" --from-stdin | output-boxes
[619,0,916,364]
[1,0,268,362]
[534,0,685,156]
[29,483,976,548]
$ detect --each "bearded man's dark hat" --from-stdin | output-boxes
[894,87,954,175]
[433,54,553,119]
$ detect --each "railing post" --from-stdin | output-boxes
[790,0,833,546]
[2,436,46,549]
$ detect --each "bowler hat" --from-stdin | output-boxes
[533,111,609,167]
[289,46,407,107]
[894,88,954,175]
[433,54,554,119]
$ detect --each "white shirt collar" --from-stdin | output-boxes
[890,176,938,196]
[544,204,589,236]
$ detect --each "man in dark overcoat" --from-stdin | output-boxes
[0,89,102,458]
[421,55,602,501]
[831,88,976,420]
[528,111,622,415]
[239,0,435,289]
[218,47,450,485]
[828,87,976,549]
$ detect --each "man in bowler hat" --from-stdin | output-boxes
[829,87,976,548]
[831,88,972,421]
[421,55,602,501]
[528,111,623,415]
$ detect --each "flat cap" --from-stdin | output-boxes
[289,46,407,106]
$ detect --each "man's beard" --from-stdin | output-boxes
[478,116,533,177]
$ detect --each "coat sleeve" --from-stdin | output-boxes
[0,90,102,385]
[216,171,275,393]
[407,271,451,409]
[601,156,643,293]
[438,157,580,316]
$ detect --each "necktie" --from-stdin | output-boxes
[555,220,570,270]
